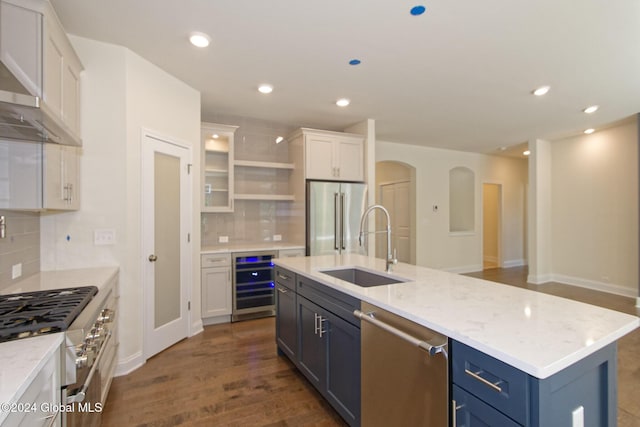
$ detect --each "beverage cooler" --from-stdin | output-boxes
[232,251,276,321]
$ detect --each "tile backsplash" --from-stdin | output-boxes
[0,210,40,290]
[200,114,300,247]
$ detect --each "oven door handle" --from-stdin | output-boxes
[67,330,113,404]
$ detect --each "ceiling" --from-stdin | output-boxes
[50,0,640,154]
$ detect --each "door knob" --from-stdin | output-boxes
[148,254,158,262]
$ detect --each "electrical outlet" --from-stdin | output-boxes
[12,263,22,279]
[94,229,116,245]
[273,234,282,241]
[219,236,229,243]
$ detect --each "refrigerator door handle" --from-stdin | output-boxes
[341,192,346,250]
[334,192,340,251]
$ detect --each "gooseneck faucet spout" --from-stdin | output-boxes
[358,204,397,273]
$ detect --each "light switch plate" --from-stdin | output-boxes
[218,236,229,243]
[94,229,116,245]
[273,234,282,241]
[12,263,22,279]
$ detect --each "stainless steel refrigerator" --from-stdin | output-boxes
[306,180,368,255]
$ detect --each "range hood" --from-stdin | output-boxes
[0,60,80,145]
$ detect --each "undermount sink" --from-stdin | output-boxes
[320,268,408,287]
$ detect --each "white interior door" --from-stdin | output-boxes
[142,132,191,359]
[378,181,411,263]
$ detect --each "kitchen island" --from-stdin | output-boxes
[273,254,639,426]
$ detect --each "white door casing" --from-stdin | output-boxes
[141,131,192,359]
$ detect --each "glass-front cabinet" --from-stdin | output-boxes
[201,123,238,212]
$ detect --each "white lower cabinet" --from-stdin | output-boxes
[2,345,61,427]
[277,248,305,258]
[201,253,232,324]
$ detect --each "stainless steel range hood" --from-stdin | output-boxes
[0,60,79,145]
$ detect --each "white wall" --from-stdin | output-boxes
[40,36,201,374]
[527,139,553,283]
[549,119,638,296]
[376,141,528,272]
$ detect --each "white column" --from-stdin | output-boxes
[527,138,553,284]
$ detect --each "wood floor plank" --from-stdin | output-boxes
[101,267,640,426]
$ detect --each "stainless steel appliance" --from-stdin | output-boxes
[355,301,449,426]
[0,277,118,427]
[306,180,367,255]
[232,250,276,321]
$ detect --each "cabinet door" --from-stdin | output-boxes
[201,124,236,212]
[0,1,43,96]
[275,282,297,360]
[336,138,364,182]
[43,144,79,210]
[325,310,361,426]
[201,267,232,318]
[63,60,82,137]
[453,385,520,427]
[305,135,336,180]
[297,297,325,389]
[43,15,64,122]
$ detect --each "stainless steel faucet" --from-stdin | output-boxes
[358,204,397,273]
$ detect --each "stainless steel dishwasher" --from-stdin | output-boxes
[355,301,449,426]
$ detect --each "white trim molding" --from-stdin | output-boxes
[503,259,526,268]
[446,264,483,274]
[551,274,638,299]
[636,297,640,308]
[115,351,145,377]
[191,319,204,335]
[527,274,553,285]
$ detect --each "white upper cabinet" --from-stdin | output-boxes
[201,123,237,212]
[43,143,80,210]
[0,0,84,145]
[301,129,364,182]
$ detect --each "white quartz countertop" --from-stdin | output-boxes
[274,254,640,379]
[202,243,304,254]
[0,334,63,424]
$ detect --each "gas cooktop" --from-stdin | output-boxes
[0,286,98,342]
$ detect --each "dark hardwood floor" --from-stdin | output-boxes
[101,267,640,427]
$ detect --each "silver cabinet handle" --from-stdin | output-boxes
[464,368,503,393]
[452,399,464,426]
[334,192,339,250]
[148,254,158,262]
[318,316,327,337]
[44,412,57,427]
[277,286,288,294]
[354,309,447,356]
[314,313,320,335]
[277,273,290,280]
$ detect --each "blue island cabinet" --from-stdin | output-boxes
[274,268,361,427]
[451,340,618,427]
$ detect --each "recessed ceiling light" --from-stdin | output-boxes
[523,150,531,156]
[583,105,599,114]
[336,98,350,107]
[275,136,284,144]
[410,5,426,15]
[584,128,595,134]
[532,86,550,96]
[212,134,219,139]
[258,84,273,94]
[189,32,211,48]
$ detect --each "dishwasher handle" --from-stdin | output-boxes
[354,309,447,357]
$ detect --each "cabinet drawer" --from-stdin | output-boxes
[275,267,296,291]
[452,340,528,425]
[277,248,305,258]
[297,276,360,327]
[453,385,520,427]
[201,253,231,268]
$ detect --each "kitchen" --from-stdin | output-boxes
[1,0,639,426]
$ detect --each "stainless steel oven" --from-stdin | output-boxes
[62,276,118,427]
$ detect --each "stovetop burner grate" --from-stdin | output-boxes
[0,286,98,342]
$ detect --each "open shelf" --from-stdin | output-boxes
[234,160,294,170]
[234,194,295,201]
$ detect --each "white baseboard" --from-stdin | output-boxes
[550,274,638,299]
[191,318,204,336]
[115,350,144,377]
[503,259,526,268]
[527,273,553,284]
[483,255,498,264]
[446,264,483,274]
[637,297,640,308]
[202,315,231,326]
